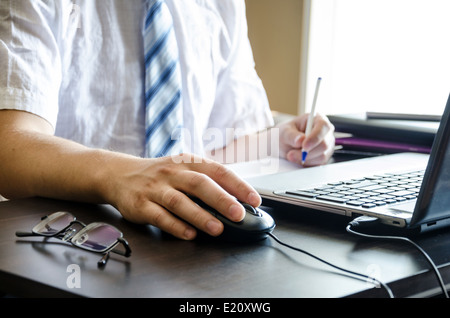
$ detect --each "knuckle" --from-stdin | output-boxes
[316,114,334,130]
[329,122,335,133]
[215,192,231,208]
[187,208,205,226]
[158,164,176,177]
[187,172,210,190]
[149,209,166,228]
[315,114,326,125]
[211,164,232,180]
[317,112,328,123]
[164,219,180,235]
[161,190,183,210]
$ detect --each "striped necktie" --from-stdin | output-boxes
[144,0,183,158]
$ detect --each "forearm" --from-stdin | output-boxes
[0,128,123,203]
[0,111,265,240]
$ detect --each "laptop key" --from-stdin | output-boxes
[346,200,365,206]
[314,190,331,195]
[365,176,382,180]
[316,195,348,203]
[357,184,388,191]
[391,190,415,197]
[386,186,404,192]
[285,190,317,198]
[345,180,377,189]
[326,192,345,197]
[373,188,394,194]
[342,196,362,201]
[314,186,334,191]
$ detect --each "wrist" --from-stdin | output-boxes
[92,149,142,206]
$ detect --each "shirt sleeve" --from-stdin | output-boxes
[0,0,67,129]
[205,0,274,150]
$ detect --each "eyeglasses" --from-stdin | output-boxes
[16,211,131,267]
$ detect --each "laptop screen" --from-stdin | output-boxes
[410,93,450,228]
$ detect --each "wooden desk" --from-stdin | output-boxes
[1,197,449,299]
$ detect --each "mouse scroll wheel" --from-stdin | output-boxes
[242,203,262,217]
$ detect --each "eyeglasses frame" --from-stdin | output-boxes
[16,211,132,267]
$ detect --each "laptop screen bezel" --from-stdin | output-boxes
[410,93,450,228]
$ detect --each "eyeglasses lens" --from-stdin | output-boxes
[32,212,74,236]
[72,223,121,252]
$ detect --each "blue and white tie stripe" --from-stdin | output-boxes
[144,0,183,158]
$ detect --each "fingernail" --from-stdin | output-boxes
[247,192,261,207]
[206,219,222,236]
[302,142,310,152]
[183,228,196,240]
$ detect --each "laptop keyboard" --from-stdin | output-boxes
[285,170,424,209]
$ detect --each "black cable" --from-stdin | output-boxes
[346,216,449,298]
[268,232,394,298]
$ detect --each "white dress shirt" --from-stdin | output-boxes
[0,0,273,157]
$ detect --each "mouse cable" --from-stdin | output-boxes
[267,232,394,298]
[346,215,449,298]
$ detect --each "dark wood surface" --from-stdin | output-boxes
[1,196,449,298]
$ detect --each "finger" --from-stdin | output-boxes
[134,199,199,240]
[286,149,304,165]
[291,113,309,132]
[304,147,334,166]
[303,145,332,166]
[279,115,310,148]
[302,114,334,152]
[281,125,305,149]
[158,155,261,223]
[158,188,225,237]
[286,148,325,166]
[188,161,262,208]
[175,169,249,223]
[287,132,335,166]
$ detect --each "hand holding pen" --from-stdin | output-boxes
[275,77,335,166]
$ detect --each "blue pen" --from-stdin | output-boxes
[302,77,322,164]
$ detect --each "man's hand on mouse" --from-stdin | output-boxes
[102,153,261,240]
[101,113,334,241]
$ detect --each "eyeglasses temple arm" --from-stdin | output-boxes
[98,238,131,267]
[98,253,110,267]
[111,237,132,257]
[15,231,41,237]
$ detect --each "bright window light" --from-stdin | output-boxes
[303,0,450,117]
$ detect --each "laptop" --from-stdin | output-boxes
[245,94,450,233]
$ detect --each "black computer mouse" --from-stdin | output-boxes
[191,198,276,243]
